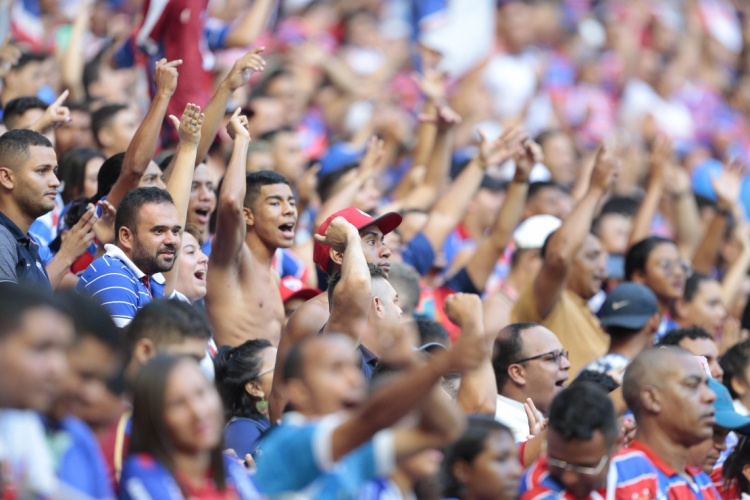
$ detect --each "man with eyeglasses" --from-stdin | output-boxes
[520,382,661,500]
[621,347,721,500]
[493,322,570,443]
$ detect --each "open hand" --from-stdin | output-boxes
[59,204,98,262]
[477,126,527,169]
[588,146,619,194]
[93,200,116,246]
[0,35,21,79]
[224,47,266,91]
[524,398,548,439]
[226,108,250,140]
[357,136,385,181]
[169,103,204,146]
[513,140,543,182]
[154,59,182,98]
[712,156,746,211]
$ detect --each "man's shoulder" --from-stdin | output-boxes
[77,254,138,290]
[282,295,328,340]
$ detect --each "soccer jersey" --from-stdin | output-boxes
[254,412,395,499]
[628,440,721,500]
[520,449,660,500]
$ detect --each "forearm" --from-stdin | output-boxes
[691,213,727,274]
[123,93,170,178]
[456,358,497,415]
[61,14,88,102]
[628,180,662,249]
[221,137,251,206]
[195,84,232,166]
[163,142,199,296]
[320,57,362,96]
[721,246,750,309]
[673,192,703,258]
[412,101,438,169]
[46,254,74,290]
[325,232,371,339]
[422,129,452,197]
[417,386,466,443]
[550,188,602,263]
[224,0,274,47]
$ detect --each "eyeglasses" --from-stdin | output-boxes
[257,366,275,378]
[657,259,693,278]
[547,452,609,476]
[513,350,569,366]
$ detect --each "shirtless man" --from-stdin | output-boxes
[206,108,297,347]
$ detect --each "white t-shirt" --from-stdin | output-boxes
[495,394,531,443]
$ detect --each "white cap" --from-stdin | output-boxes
[513,215,562,249]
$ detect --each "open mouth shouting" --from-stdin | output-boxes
[278,222,295,240]
[193,207,211,225]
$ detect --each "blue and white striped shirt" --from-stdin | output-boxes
[76,245,167,327]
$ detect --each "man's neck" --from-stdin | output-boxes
[635,424,690,475]
[246,231,277,267]
[0,201,35,235]
[173,450,211,489]
[608,333,651,360]
[500,386,531,408]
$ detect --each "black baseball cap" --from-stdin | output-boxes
[598,282,658,330]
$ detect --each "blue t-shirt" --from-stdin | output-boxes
[402,232,435,276]
[42,415,114,500]
[223,417,270,459]
[120,453,261,500]
[254,412,395,499]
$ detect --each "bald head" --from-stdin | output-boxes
[623,347,692,416]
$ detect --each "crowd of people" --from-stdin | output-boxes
[4,0,750,498]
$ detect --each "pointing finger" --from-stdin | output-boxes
[53,89,70,106]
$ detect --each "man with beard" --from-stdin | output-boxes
[77,187,180,327]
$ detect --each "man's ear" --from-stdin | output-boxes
[134,339,156,367]
[119,227,134,251]
[330,249,344,266]
[372,296,384,316]
[640,386,662,414]
[243,206,254,228]
[0,167,14,191]
[508,364,526,387]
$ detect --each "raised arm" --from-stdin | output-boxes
[692,158,744,272]
[451,294,497,415]
[162,104,203,297]
[668,164,702,258]
[463,140,537,292]
[420,127,526,252]
[533,147,618,319]
[329,304,487,462]
[628,137,670,249]
[210,108,251,268]
[107,59,180,208]
[60,0,92,102]
[722,221,750,309]
[320,218,371,342]
[223,0,274,48]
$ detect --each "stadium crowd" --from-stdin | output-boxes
[4,0,750,498]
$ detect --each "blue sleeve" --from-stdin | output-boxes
[223,456,262,500]
[444,267,481,295]
[77,269,139,326]
[57,418,114,500]
[224,420,264,459]
[112,37,137,69]
[254,421,330,494]
[205,22,231,51]
[120,455,183,500]
[402,232,435,276]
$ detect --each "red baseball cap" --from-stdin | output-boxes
[279,277,320,303]
[313,207,402,272]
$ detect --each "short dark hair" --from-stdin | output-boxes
[534,129,567,148]
[656,326,712,347]
[683,273,715,303]
[2,96,48,129]
[114,187,174,241]
[0,283,67,341]
[416,319,450,347]
[548,381,618,446]
[124,299,212,356]
[282,337,307,383]
[214,339,273,421]
[0,129,53,172]
[492,322,539,392]
[527,181,565,202]
[387,262,420,317]
[258,127,295,145]
[8,52,47,72]
[720,339,750,399]
[599,196,640,218]
[91,104,128,148]
[82,49,106,100]
[93,152,125,202]
[723,435,750,494]
[605,325,642,339]
[443,416,513,498]
[624,236,676,280]
[243,170,290,209]
[317,163,358,202]
[55,291,121,351]
[573,370,620,393]
[327,263,387,307]
[58,147,105,204]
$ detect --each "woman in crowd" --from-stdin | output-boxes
[214,339,276,458]
[120,354,260,499]
[58,147,105,205]
[174,223,209,304]
[721,339,750,416]
[442,417,522,500]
